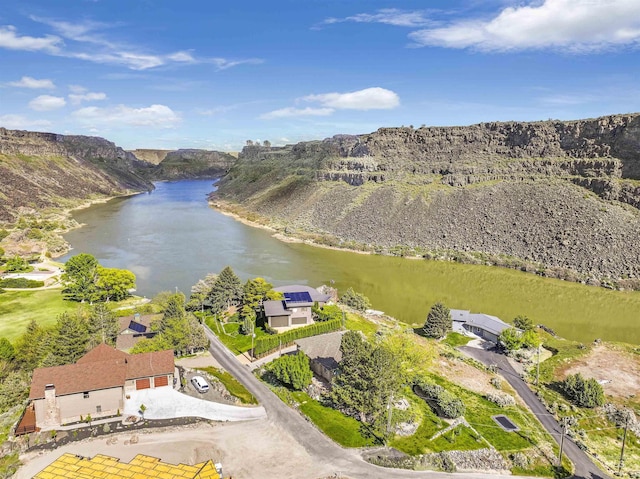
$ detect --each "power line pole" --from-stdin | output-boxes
[558,417,566,468]
[536,343,541,386]
[618,416,629,476]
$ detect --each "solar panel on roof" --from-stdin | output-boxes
[128,321,147,333]
[284,291,313,303]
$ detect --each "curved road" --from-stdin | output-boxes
[204,327,552,479]
[459,346,611,479]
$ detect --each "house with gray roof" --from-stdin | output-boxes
[450,309,512,343]
[295,331,345,381]
[263,285,331,329]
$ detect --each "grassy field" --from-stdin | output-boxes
[202,314,269,354]
[197,366,257,404]
[344,312,379,338]
[0,288,79,340]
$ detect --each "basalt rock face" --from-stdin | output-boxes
[0,128,154,222]
[215,114,640,280]
[144,149,236,180]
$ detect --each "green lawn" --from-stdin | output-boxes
[344,312,379,338]
[197,366,257,404]
[443,332,472,348]
[0,288,79,340]
[202,314,269,354]
[290,390,375,447]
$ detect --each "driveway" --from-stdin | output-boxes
[123,387,266,421]
[459,345,611,479]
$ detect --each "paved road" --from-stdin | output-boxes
[459,346,611,479]
[204,327,545,479]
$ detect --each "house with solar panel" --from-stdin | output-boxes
[263,285,332,329]
[116,313,159,351]
[450,309,513,343]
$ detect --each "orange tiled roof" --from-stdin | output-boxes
[29,345,174,399]
[33,453,221,479]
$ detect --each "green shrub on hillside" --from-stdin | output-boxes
[415,378,465,419]
[267,352,313,390]
[561,373,604,408]
[0,278,44,289]
[339,288,371,311]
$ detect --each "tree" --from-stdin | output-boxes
[87,303,119,347]
[243,277,276,310]
[313,304,342,322]
[513,315,534,331]
[339,288,371,311]
[263,140,271,148]
[267,352,312,390]
[42,311,90,366]
[423,302,451,339]
[0,338,14,362]
[14,319,51,371]
[0,246,4,259]
[62,253,99,302]
[561,373,605,408]
[498,327,523,351]
[4,256,30,273]
[330,331,403,430]
[246,140,254,146]
[186,273,218,311]
[95,267,136,302]
[206,266,243,313]
[521,329,541,349]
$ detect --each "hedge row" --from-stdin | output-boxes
[254,318,342,356]
[0,278,45,288]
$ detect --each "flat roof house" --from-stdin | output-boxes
[263,284,331,329]
[450,309,512,343]
[28,344,174,429]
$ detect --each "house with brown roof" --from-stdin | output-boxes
[263,285,331,329]
[29,344,174,429]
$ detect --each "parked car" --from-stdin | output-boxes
[191,375,210,393]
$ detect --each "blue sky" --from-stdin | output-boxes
[1,0,639,151]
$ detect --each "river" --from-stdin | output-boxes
[61,179,640,344]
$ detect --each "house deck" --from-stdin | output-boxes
[15,403,39,436]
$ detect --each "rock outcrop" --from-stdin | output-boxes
[143,149,236,180]
[215,113,640,281]
[0,128,154,222]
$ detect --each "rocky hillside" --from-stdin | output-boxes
[143,149,236,180]
[128,149,170,164]
[0,128,154,223]
[215,113,640,283]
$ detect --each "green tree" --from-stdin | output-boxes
[330,331,403,429]
[95,267,136,301]
[267,352,313,390]
[513,315,534,331]
[243,277,277,309]
[62,253,99,302]
[88,303,119,347]
[339,288,371,311]
[423,302,451,339]
[561,373,605,408]
[0,338,15,362]
[521,329,541,349]
[43,312,90,366]
[499,327,523,351]
[241,306,256,336]
[186,273,218,311]
[4,256,31,273]
[0,371,31,413]
[0,246,4,259]
[206,266,243,313]
[14,320,51,370]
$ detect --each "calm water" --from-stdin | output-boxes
[62,179,640,344]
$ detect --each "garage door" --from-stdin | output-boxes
[154,375,168,387]
[135,378,150,390]
[291,316,307,325]
[270,315,289,328]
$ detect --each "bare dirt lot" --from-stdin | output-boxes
[17,420,334,479]
[562,344,640,399]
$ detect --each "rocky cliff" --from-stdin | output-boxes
[0,128,154,223]
[215,113,640,283]
[143,149,236,180]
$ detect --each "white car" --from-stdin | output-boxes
[191,375,210,393]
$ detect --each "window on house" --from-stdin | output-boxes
[96,405,102,413]
[83,392,89,399]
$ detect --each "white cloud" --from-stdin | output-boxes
[409,0,640,52]
[0,114,52,129]
[167,51,195,63]
[69,91,107,105]
[8,76,55,89]
[73,104,181,128]
[321,9,434,28]
[303,87,400,110]
[28,95,66,111]
[260,107,335,120]
[0,25,61,52]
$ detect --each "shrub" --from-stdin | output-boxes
[561,373,605,408]
[486,392,516,407]
[339,288,371,311]
[313,303,342,322]
[267,352,312,390]
[490,377,502,389]
[3,256,31,273]
[0,278,44,288]
[415,379,465,419]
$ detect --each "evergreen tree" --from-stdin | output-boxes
[0,338,15,362]
[423,302,451,339]
[513,315,534,331]
[44,312,90,366]
[88,303,119,347]
[339,288,371,311]
[14,319,51,371]
[562,373,605,408]
[267,352,312,390]
[206,266,243,313]
[186,273,218,311]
